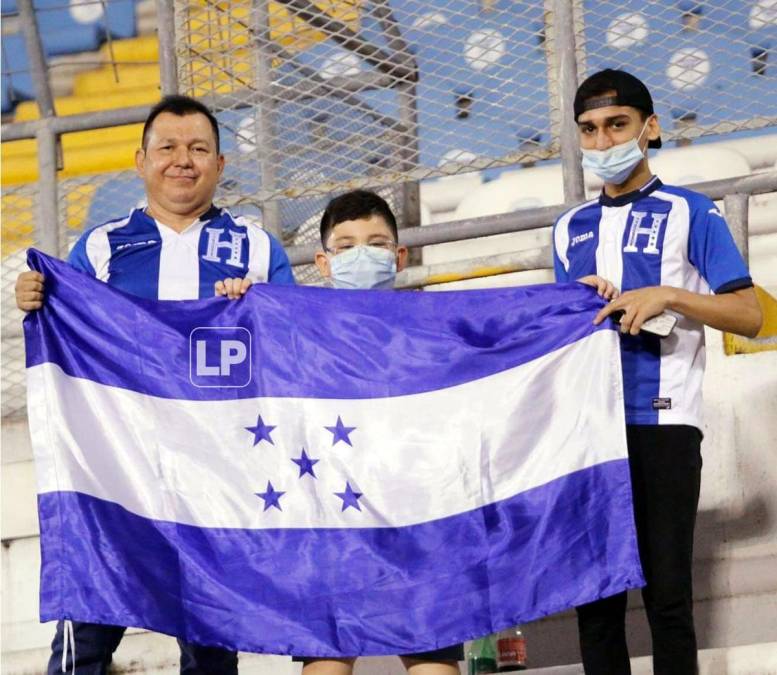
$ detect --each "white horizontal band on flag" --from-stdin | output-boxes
[29,329,625,530]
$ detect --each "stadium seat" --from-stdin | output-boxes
[98,35,158,63]
[2,137,139,185]
[1,74,12,113]
[40,23,103,57]
[2,123,143,161]
[72,63,160,96]
[455,163,564,219]
[2,33,35,103]
[1,192,34,257]
[651,145,751,185]
[34,0,137,46]
[0,0,16,15]
[13,85,160,120]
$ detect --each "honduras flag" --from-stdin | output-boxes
[25,249,643,657]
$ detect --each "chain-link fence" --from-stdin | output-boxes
[2,0,777,419]
[173,0,558,247]
[577,1,777,143]
[171,0,777,244]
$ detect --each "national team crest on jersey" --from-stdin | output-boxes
[623,204,670,256]
[201,225,248,269]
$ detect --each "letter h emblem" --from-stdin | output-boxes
[623,211,666,255]
[203,227,246,268]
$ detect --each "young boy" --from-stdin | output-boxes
[306,189,462,675]
[217,189,462,674]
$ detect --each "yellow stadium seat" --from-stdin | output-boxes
[1,155,38,185]
[1,193,35,255]
[2,124,143,159]
[99,35,159,64]
[2,140,138,185]
[14,86,162,121]
[182,1,362,53]
[73,65,160,97]
[724,286,777,354]
[0,188,94,257]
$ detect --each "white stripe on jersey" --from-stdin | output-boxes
[652,189,709,428]
[554,199,597,272]
[157,219,202,300]
[594,204,631,292]
[85,216,132,282]
[233,214,271,283]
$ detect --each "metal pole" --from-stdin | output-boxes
[253,0,281,239]
[543,0,560,149]
[397,83,421,231]
[553,0,585,203]
[18,0,55,119]
[723,193,750,264]
[372,0,421,232]
[156,0,179,96]
[395,246,552,289]
[35,124,61,256]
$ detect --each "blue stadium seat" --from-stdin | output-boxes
[1,0,17,15]
[1,74,12,113]
[34,0,137,53]
[1,33,35,103]
[41,24,103,56]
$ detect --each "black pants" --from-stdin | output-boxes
[576,425,702,675]
[48,620,238,675]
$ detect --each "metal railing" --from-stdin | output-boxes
[1,0,776,419]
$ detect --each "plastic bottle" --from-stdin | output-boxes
[496,626,527,671]
[467,634,498,674]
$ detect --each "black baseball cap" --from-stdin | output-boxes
[574,69,662,148]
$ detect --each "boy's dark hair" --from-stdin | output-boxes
[142,95,221,153]
[319,190,398,246]
[574,69,661,148]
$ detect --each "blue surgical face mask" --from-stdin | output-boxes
[580,118,651,185]
[329,245,397,290]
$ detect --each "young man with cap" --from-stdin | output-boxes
[552,69,761,674]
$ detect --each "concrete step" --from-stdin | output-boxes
[527,642,777,674]
[4,640,776,674]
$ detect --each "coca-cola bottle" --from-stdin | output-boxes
[467,635,498,674]
[496,626,527,671]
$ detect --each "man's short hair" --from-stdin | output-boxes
[142,95,221,153]
[319,190,398,246]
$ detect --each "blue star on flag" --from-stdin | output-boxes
[334,482,363,512]
[325,416,356,446]
[256,481,285,511]
[245,414,276,446]
[291,448,319,478]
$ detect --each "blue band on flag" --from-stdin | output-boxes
[24,249,610,401]
[39,459,643,656]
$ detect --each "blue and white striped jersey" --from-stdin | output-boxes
[68,205,294,299]
[553,176,752,429]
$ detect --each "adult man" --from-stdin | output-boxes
[552,68,762,675]
[16,94,293,674]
